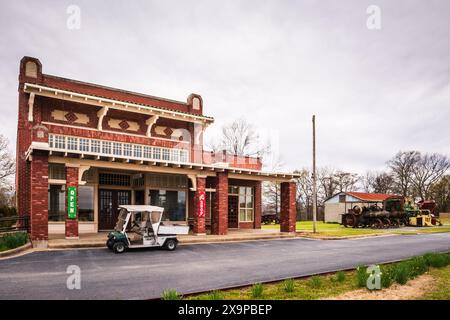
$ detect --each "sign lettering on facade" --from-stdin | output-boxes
[198,191,206,218]
[67,186,77,219]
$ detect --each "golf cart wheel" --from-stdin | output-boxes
[165,239,177,251]
[113,242,126,254]
[106,239,114,249]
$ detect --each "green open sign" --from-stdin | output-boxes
[67,186,77,219]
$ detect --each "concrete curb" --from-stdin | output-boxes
[0,242,33,258]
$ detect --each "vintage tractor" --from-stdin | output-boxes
[341,196,407,229]
[406,200,442,227]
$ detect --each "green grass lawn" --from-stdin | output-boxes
[262,221,386,237]
[420,265,450,299]
[188,271,359,300]
[262,221,450,237]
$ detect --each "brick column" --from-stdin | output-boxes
[193,176,206,234]
[212,171,228,235]
[280,181,297,233]
[30,151,49,247]
[254,181,262,229]
[65,165,79,239]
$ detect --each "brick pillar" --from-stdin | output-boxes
[212,171,228,235]
[280,181,296,233]
[65,165,79,239]
[30,151,49,247]
[254,181,262,229]
[193,176,206,234]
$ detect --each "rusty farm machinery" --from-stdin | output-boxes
[341,197,442,229]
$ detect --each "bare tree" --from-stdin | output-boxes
[430,175,450,213]
[361,171,376,193]
[317,167,338,201]
[362,171,394,194]
[294,168,315,216]
[333,171,359,193]
[387,151,420,197]
[211,119,270,158]
[412,153,450,200]
[0,134,15,187]
[262,160,284,215]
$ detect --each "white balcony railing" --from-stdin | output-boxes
[48,134,189,163]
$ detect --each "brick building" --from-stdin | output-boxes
[16,56,298,247]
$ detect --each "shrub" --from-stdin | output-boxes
[335,271,346,283]
[161,289,182,300]
[380,266,394,288]
[0,232,28,252]
[355,266,369,288]
[392,262,411,285]
[251,283,264,298]
[207,290,224,300]
[283,279,295,293]
[309,276,322,289]
[408,256,429,278]
[424,253,450,268]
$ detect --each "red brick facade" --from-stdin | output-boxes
[30,151,49,242]
[212,172,228,235]
[16,56,298,243]
[280,182,297,233]
[65,166,79,238]
[192,176,206,234]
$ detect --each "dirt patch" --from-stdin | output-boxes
[324,274,435,300]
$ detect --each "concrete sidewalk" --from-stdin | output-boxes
[47,229,295,249]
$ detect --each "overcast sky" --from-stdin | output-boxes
[1,0,449,173]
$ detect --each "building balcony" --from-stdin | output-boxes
[48,134,189,164]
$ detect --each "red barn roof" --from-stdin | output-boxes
[346,192,396,202]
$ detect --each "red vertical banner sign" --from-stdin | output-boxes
[198,191,206,217]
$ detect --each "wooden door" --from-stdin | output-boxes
[228,195,239,228]
[99,189,131,230]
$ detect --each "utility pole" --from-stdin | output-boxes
[312,115,317,233]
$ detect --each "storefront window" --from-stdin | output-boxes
[149,190,186,221]
[48,185,65,221]
[78,186,94,221]
[238,186,254,222]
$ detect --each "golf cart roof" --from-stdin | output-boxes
[118,205,164,213]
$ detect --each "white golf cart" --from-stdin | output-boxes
[106,205,189,254]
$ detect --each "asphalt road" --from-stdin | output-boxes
[1,233,450,300]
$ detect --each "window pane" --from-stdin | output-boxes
[113,142,122,156]
[246,187,252,195]
[239,187,245,196]
[133,145,142,158]
[228,186,239,195]
[78,186,94,221]
[48,185,65,221]
[153,148,161,160]
[246,195,253,209]
[239,195,246,208]
[149,190,186,221]
[239,209,246,222]
[246,209,254,222]
[48,164,66,180]
[162,149,170,160]
[91,140,100,153]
